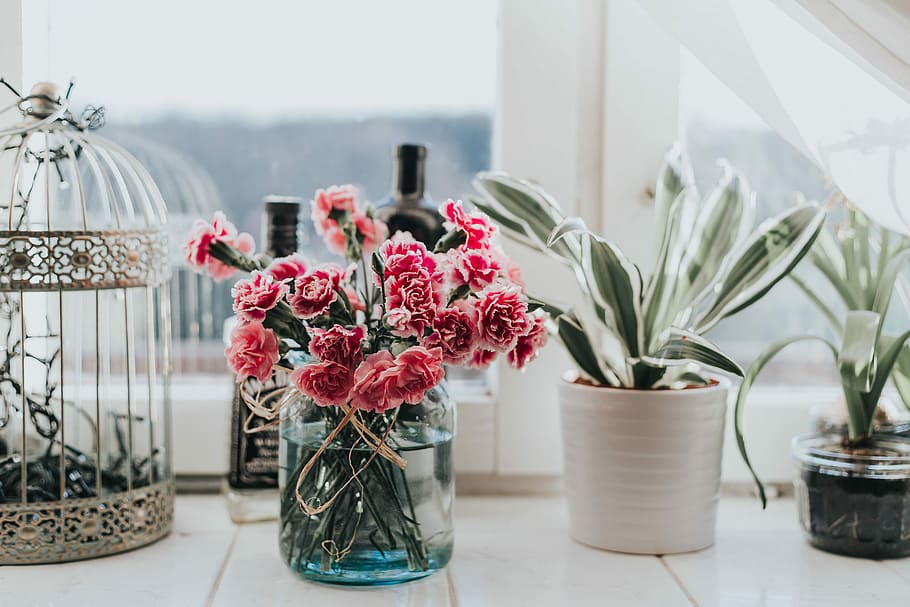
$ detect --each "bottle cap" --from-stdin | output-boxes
[263,195,303,213]
[394,143,428,160]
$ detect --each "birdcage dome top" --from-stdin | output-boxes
[0,81,170,291]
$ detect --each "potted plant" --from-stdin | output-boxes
[185,187,546,584]
[471,145,825,554]
[789,200,910,434]
[735,200,910,558]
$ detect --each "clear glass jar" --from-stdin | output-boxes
[278,382,455,585]
[793,432,910,559]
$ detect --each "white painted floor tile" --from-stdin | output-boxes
[450,497,690,607]
[210,522,452,607]
[664,497,910,607]
[0,496,235,607]
[6,494,910,606]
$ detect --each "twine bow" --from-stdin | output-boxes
[239,371,407,517]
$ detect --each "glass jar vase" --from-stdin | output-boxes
[278,382,455,585]
[793,432,910,559]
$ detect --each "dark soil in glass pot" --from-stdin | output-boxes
[793,433,910,559]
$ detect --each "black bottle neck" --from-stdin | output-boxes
[262,196,302,258]
[393,144,427,203]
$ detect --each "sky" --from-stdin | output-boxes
[46,0,499,121]
[43,0,767,132]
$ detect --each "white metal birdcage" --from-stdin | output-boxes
[0,81,174,563]
[113,134,229,373]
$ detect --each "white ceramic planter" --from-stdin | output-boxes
[558,373,728,554]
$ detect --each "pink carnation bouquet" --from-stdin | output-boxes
[186,185,546,573]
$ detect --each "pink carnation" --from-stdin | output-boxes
[350,351,404,413]
[353,212,387,253]
[381,233,443,285]
[476,286,530,352]
[184,211,255,281]
[288,265,343,319]
[450,249,501,292]
[313,185,357,217]
[391,346,445,404]
[322,225,349,256]
[442,199,496,249]
[225,322,279,382]
[465,348,498,370]
[308,324,365,369]
[292,361,354,408]
[422,304,478,364]
[266,254,308,282]
[508,314,548,370]
[312,185,358,255]
[385,270,441,337]
[231,271,289,323]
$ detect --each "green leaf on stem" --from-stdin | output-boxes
[447,284,471,306]
[651,144,694,263]
[434,229,468,254]
[734,335,837,508]
[549,217,642,357]
[872,248,910,319]
[694,203,825,333]
[556,312,615,386]
[644,327,743,377]
[371,251,385,279]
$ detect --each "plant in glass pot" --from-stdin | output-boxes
[735,200,910,559]
[185,187,546,584]
[471,145,825,554]
[788,200,910,434]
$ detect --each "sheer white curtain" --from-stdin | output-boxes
[638,0,910,234]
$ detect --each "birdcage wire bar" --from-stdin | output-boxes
[0,81,174,564]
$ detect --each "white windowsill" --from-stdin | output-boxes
[8,493,909,606]
[169,375,499,478]
[170,375,838,487]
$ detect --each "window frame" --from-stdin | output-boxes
[1,0,826,488]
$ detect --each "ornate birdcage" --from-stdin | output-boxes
[113,134,229,374]
[0,81,174,563]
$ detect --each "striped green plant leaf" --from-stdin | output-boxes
[867,329,910,419]
[652,144,694,262]
[556,312,620,386]
[810,227,860,309]
[550,217,643,356]
[472,172,579,263]
[845,208,873,305]
[467,195,537,250]
[642,189,689,349]
[525,294,568,319]
[872,248,910,318]
[676,162,754,310]
[694,203,825,333]
[734,335,838,508]
[892,346,910,410]
[838,311,881,437]
[643,327,744,377]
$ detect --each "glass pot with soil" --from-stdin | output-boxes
[792,433,910,559]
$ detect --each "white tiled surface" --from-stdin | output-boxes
[4,495,910,607]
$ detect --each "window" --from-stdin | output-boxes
[46,0,498,389]
[24,0,500,475]
[680,48,838,386]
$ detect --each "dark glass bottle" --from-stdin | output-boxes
[225,195,302,523]
[374,143,445,247]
